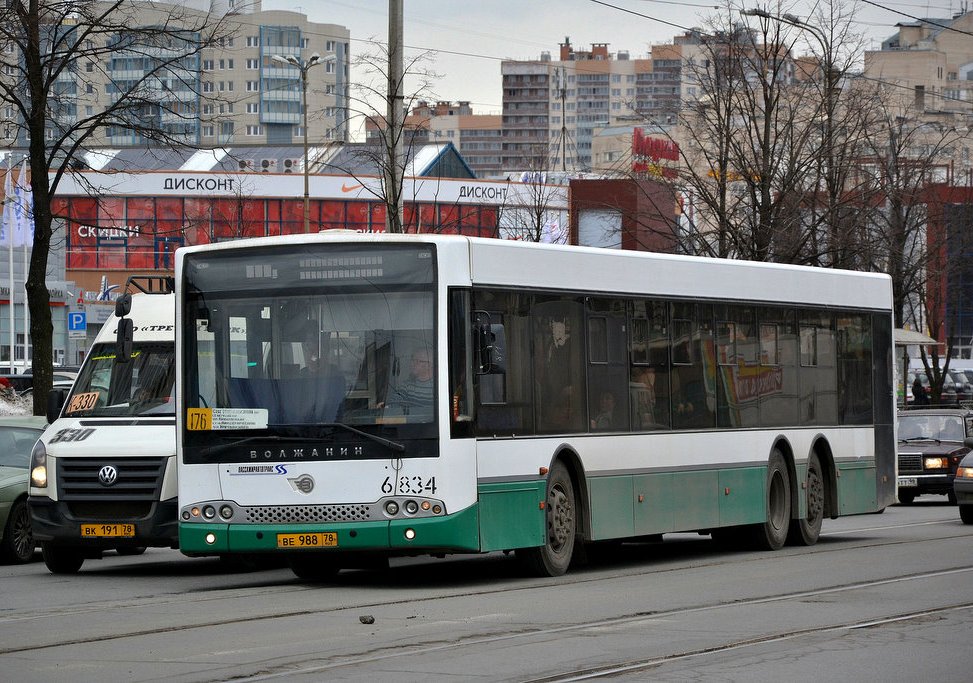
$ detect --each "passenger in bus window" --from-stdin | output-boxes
[386,347,434,414]
[591,391,615,430]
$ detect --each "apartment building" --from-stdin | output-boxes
[864,11,973,119]
[2,1,350,149]
[501,38,687,173]
[364,101,503,178]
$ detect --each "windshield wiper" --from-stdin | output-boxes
[316,422,406,452]
[201,424,406,456]
[201,434,310,457]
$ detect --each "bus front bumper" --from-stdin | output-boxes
[178,504,481,556]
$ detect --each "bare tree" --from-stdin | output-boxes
[0,0,232,413]
[331,39,439,233]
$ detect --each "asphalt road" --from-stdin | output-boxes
[1,496,971,682]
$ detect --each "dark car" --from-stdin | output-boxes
[0,415,48,563]
[897,408,973,504]
[955,453,973,524]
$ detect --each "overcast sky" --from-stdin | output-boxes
[262,0,954,115]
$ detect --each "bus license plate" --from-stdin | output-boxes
[277,532,338,549]
[897,477,918,488]
[81,523,135,538]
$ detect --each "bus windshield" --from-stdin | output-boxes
[63,342,176,418]
[189,291,435,429]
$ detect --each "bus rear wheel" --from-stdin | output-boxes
[748,450,791,551]
[518,461,576,577]
[288,552,341,582]
[787,452,824,546]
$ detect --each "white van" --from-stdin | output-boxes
[28,277,175,574]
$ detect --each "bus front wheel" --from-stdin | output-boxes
[288,552,341,582]
[748,449,791,551]
[518,461,576,577]
[787,452,824,546]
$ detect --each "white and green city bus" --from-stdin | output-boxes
[176,234,896,579]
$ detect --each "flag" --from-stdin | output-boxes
[0,163,11,247]
[12,157,33,248]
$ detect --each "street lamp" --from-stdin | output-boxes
[272,52,325,233]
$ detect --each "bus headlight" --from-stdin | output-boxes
[29,440,47,488]
[385,501,399,516]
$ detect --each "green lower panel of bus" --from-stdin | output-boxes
[836,461,878,514]
[179,504,482,555]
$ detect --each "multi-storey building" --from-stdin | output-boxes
[864,11,973,119]
[501,38,687,173]
[1,1,350,149]
[364,101,503,178]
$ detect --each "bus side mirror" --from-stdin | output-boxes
[116,317,133,363]
[477,323,506,375]
[47,386,70,423]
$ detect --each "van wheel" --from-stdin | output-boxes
[0,499,35,564]
[787,453,824,546]
[517,461,577,576]
[42,543,85,574]
[748,449,791,550]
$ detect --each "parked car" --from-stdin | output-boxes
[909,371,958,405]
[0,415,48,563]
[947,370,973,403]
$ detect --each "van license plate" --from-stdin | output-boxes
[81,523,135,538]
[897,477,918,488]
[276,532,338,548]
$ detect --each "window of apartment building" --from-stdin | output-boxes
[219,81,233,92]
[325,84,335,94]
[611,88,620,96]
[85,61,94,72]
[915,85,925,110]
[203,125,214,137]
[247,36,258,47]
[611,74,621,82]
[301,38,309,48]
[85,105,93,116]
[326,40,336,51]
[326,60,335,73]
[219,59,226,70]
[247,58,259,69]
[203,59,213,71]
[218,103,234,114]
[203,82,214,92]
[220,122,234,138]
[85,83,94,94]
[203,104,213,114]
[4,65,15,76]
[247,102,260,113]
[247,125,263,136]
[247,80,260,92]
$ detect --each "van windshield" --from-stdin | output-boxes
[63,342,175,418]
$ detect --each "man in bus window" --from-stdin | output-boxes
[387,347,434,414]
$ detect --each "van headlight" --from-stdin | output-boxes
[30,440,47,488]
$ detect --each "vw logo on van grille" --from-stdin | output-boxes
[98,465,119,487]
